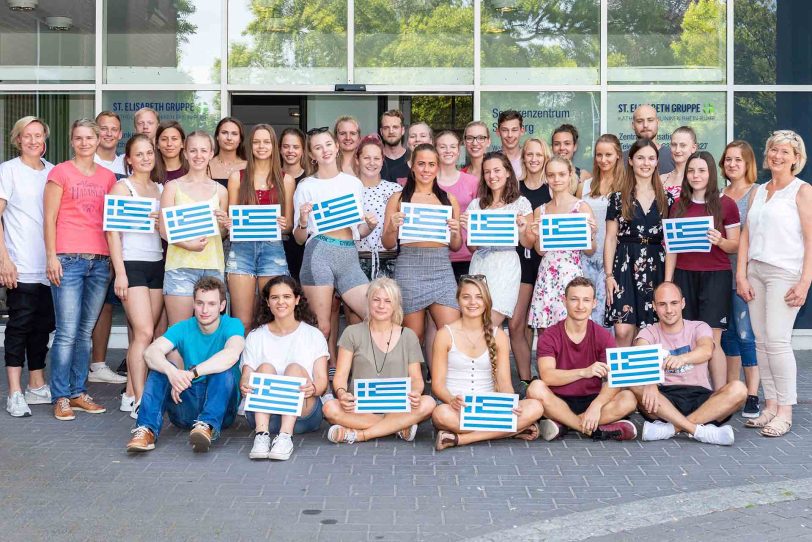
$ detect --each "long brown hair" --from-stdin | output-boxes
[456,276,497,380]
[154,120,188,183]
[401,144,451,206]
[478,151,521,208]
[620,138,668,222]
[237,124,285,206]
[124,133,162,185]
[590,134,625,198]
[673,151,723,226]
[252,276,318,331]
[213,116,246,160]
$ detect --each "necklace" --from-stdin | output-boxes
[369,324,394,375]
[216,155,242,177]
[458,326,483,351]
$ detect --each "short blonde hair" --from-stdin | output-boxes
[134,107,160,127]
[764,130,807,174]
[366,277,404,326]
[10,116,49,151]
[70,118,100,139]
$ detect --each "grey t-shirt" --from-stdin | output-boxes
[338,323,424,389]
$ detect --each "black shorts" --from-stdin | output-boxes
[451,260,470,282]
[124,260,165,289]
[519,246,541,285]
[644,384,732,425]
[559,393,600,415]
[674,268,732,329]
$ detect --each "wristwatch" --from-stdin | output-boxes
[189,365,200,379]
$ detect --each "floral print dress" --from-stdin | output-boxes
[528,200,586,329]
[604,191,675,328]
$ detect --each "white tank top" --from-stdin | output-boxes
[119,178,164,262]
[443,325,495,397]
[748,177,805,273]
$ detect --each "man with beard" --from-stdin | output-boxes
[379,109,410,182]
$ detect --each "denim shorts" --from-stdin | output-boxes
[163,268,224,297]
[245,396,324,434]
[226,240,288,277]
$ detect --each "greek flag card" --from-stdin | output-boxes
[162,201,219,244]
[399,202,452,243]
[663,217,713,253]
[460,393,518,432]
[354,377,411,413]
[607,345,665,388]
[468,210,519,247]
[311,192,364,234]
[103,195,157,233]
[244,373,306,416]
[538,213,591,251]
[230,204,281,242]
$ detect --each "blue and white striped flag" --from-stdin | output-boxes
[663,217,713,253]
[354,377,411,413]
[162,201,219,244]
[311,193,364,234]
[103,195,157,233]
[538,213,591,251]
[399,203,452,243]
[607,345,665,388]
[468,210,518,247]
[230,204,281,242]
[244,373,306,416]
[460,392,518,432]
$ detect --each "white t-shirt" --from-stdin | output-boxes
[94,153,126,176]
[293,172,364,240]
[240,322,329,378]
[0,157,54,284]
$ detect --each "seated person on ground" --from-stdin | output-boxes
[240,276,329,461]
[323,278,435,443]
[633,282,747,446]
[526,277,637,441]
[126,277,245,453]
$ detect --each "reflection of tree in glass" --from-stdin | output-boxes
[481,0,598,69]
[410,96,473,130]
[671,0,725,67]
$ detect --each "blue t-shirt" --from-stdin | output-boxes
[163,315,245,395]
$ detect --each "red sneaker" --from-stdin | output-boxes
[594,420,637,441]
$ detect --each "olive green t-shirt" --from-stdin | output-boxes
[338,323,424,390]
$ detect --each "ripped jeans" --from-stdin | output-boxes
[720,289,757,367]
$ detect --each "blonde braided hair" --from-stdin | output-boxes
[457,276,498,381]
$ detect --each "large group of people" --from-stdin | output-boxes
[1,104,808,461]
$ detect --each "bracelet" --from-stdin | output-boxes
[335,387,347,398]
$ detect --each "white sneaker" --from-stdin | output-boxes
[249,432,271,460]
[268,433,294,460]
[6,391,32,417]
[87,364,128,384]
[642,420,676,441]
[130,400,140,420]
[24,384,52,405]
[693,424,734,446]
[120,393,135,412]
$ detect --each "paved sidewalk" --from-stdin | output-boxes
[1,351,811,542]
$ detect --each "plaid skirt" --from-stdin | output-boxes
[394,246,459,315]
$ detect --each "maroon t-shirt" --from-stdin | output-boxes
[536,320,616,397]
[670,195,740,271]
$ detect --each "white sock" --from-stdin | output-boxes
[278,432,292,440]
[90,362,105,371]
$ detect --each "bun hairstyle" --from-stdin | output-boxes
[456,276,497,380]
[354,133,384,160]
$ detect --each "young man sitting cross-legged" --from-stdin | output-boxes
[632,282,747,446]
[526,277,637,441]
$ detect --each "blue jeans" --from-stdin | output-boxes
[226,240,288,277]
[49,255,111,401]
[720,289,758,367]
[245,397,324,434]
[136,369,238,439]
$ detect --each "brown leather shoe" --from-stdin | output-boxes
[189,421,212,452]
[53,397,75,421]
[126,426,156,452]
[69,393,106,414]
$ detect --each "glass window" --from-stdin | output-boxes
[607,91,727,166]
[734,1,812,85]
[0,0,95,83]
[354,0,474,85]
[105,0,221,84]
[608,0,727,84]
[102,91,220,154]
[734,92,811,180]
[479,91,600,174]
[481,0,599,85]
[1,93,94,163]
[228,0,348,85]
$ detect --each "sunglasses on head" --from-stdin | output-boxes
[306,126,330,137]
[460,274,487,284]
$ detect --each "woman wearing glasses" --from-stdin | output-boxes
[431,275,543,450]
[461,121,491,182]
[738,130,811,437]
[293,127,376,345]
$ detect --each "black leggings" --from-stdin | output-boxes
[4,282,55,370]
